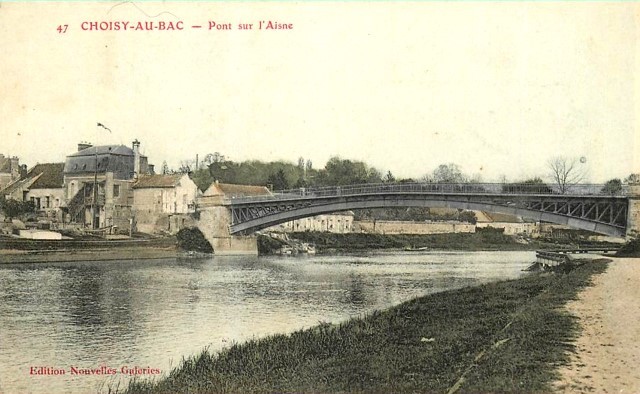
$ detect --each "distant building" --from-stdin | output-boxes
[132,173,199,234]
[2,163,65,221]
[0,154,26,191]
[269,212,355,233]
[354,220,476,235]
[63,140,153,229]
[475,211,540,237]
[203,181,271,199]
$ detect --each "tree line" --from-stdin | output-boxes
[163,153,638,197]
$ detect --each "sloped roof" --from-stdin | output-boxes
[28,163,65,189]
[1,174,40,196]
[68,145,137,157]
[64,145,148,179]
[205,182,271,197]
[133,174,184,189]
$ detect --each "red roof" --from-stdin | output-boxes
[133,174,184,189]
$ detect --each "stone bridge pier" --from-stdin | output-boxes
[196,196,258,255]
[627,182,640,238]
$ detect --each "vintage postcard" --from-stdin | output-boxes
[0,2,638,393]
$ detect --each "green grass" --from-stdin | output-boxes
[286,228,549,252]
[123,260,608,394]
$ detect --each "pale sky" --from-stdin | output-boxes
[1,2,638,182]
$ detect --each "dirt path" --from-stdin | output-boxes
[554,258,640,393]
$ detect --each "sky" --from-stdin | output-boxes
[0,2,638,182]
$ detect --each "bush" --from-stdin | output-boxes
[176,228,214,253]
[616,236,640,257]
[257,234,287,254]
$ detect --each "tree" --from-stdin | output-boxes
[601,178,623,195]
[625,173,640,184]
[267,169,289,191]
[502,177,553,194]
[383,171,396,183]
[161,161,170,175]
[2,199,34,220]
[547,156,586,194]
[429,163,467,183]
[178,160,195,174]
[190,169,215,192]
[319,157,382,186]
[203,152,225,166]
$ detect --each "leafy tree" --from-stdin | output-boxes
[429,163,467,183]
[318,157,382,186]
[625,173,640,184]
[190,168,215,192]
[202,152,225,166]
[2,199,34,220]
[601,178,623,195]
[267,169,289,190]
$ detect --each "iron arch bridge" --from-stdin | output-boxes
[224,183,630,237]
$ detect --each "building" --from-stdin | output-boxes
[132,173,198,234]
[1,163,65,222]
[203,181,272,199]
[475,212,541,237]
[63,140,153,229]
[353,220,476,235]
[0,154,26,191]
[268,212,355,233]
[23,163,65,221]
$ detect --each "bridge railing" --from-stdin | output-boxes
[226,182,628,203]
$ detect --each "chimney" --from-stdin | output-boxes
[9,157,19,179]
[148,164,155,175]
[78,142,92,152]
[132,139,141,177]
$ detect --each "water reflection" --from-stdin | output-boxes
[0,251,533,393]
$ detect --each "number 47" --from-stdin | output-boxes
[57,24,68,33]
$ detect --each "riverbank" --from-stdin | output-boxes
[262,229,616,254]
[554,257,640,392]
[0,246,178,264]
[124,259,608,393]
[0,235,179,263]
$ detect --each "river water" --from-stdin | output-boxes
[0,251,534,393]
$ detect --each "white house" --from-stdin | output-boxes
[132,173,198,234]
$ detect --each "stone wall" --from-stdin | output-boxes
[354,220,476,235]
[476,222,540,237]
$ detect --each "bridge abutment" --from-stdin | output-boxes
[626,183,640,238]
[197,205,258,256]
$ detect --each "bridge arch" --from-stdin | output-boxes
[230,196,626,237]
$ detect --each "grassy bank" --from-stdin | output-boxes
[277,228,606,253]
[124,260,608,394]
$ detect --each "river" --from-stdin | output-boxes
[0,250,534,393]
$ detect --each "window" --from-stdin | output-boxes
[113,184,120,198]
